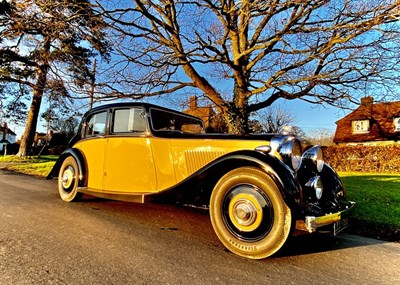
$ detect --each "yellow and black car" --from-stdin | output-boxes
[48,102,355,259]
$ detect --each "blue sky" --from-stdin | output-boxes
[276,99,349,135]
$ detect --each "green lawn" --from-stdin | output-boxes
[339,172,400,230]
[0,155,57,177]
[0,155,58,163]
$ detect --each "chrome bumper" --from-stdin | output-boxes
[296,201,356,234]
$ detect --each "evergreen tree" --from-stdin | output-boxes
[0,0,109,156]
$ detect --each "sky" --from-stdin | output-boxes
[275,99,349,135]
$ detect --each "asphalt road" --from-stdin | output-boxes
[0,170,399,285]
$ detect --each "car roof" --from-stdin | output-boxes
[88,102,157,113]
[85,102,202,120]
[82,102,202,121]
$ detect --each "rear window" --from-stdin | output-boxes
[150,108,204,134]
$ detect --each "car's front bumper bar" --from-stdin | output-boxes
[296,201,356,234]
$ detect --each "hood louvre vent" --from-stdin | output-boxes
[184,150,226,174]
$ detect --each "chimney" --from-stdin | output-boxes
[361,96,374,106]
[189,96,198,110]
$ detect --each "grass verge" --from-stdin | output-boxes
[0,155,57,177]
[339,172,400,241]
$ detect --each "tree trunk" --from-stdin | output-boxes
[222,81,250,135]
[17,67,48,157]
[222,105,250,135]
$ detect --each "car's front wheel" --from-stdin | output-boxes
[58,157,83,202]
[209,167,292,259]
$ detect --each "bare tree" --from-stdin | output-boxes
[253,106,297,133]
[96,0,400,134]
[0,0,109,156]
[41,108,79,138]
[306,128,335,146]
[41,91,81,138]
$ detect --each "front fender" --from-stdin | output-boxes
[46,148,87,187]
[155,150,302,214]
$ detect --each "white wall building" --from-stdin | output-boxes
[0,123,17,152]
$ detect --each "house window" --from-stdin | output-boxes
[394,118,400,132]
[352,120,370,134]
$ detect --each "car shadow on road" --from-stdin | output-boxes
[77,195,389,259]
[275,231,388,258]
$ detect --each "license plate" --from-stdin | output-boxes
[334,217,349,235]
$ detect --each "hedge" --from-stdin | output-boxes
[323,145,400,173]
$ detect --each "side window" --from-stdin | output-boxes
[84,111,107,137]
[112,108,146,133]
[150,108,204,134]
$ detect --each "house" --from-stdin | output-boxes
[333,96,400,145]
[0,123,17,152]
[31,131,71,155]
[33,132,48,147]
[182,96,227,133]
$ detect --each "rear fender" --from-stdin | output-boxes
[46,148,87,187]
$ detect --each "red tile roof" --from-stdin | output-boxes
[334,100,400,143]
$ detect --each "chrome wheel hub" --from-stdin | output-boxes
[233,199,257,226]
[229,193,263,232]
[61,167,74,189]
[222,184,274,241]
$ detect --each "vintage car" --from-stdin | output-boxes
[48,102,355,259]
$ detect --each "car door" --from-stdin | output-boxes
[74,110,108,191]
[103,107,157,193]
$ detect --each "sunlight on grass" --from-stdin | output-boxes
[8,162,56,177]
[339,172,400,228]
[0,155,58,163]
[0,155,58,177]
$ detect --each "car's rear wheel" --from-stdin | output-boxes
[58,157,83,202]
[209,167,292,259]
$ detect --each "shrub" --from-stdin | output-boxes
[323,145,400,173]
